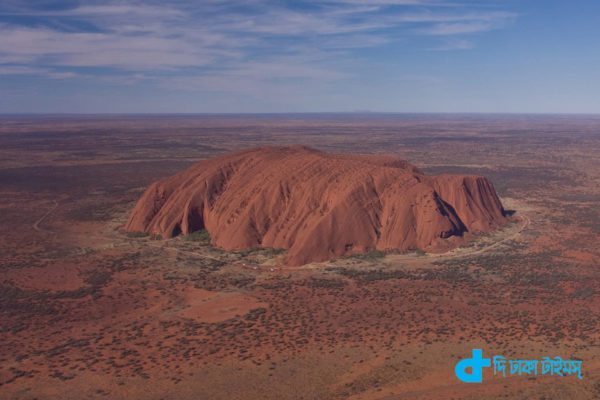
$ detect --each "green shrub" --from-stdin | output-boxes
[184,229,211,243]
[353,250,386,260]
[126,231,149,238]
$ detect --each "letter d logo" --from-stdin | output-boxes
[455,349,491,383]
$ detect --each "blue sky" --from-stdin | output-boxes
[0,0,599,113]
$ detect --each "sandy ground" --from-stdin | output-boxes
[1,115,598,399]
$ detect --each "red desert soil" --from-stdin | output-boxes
[176,287,267,323]
[126,146,506,265]
[2,262,85,292]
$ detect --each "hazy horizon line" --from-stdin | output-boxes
[2,111,600,117]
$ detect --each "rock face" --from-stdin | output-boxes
[126,146,506,265]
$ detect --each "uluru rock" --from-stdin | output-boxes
[126,146,507,265]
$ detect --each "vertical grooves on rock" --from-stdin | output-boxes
[125,146,507,265]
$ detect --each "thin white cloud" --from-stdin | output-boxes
[0,0,518,86]
[0,23,240,69]
[328,0,446,5]
[0,65,80,79]
[0,3,184,18]
[66,4,184,18]
[391,11,517,23]
[421,21,495,35]
[429,38,474,50]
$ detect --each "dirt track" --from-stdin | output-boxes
[32,200,59,234]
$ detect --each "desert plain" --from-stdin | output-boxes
[0,114,599,399]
